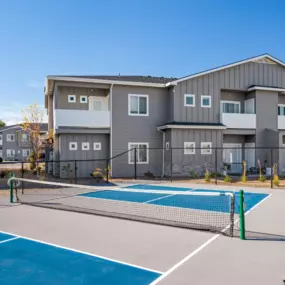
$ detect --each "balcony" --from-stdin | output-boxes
[54,110,110,129]
[221,113,256,129]
[278,116,285,129]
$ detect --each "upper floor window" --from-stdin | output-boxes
[82,142,90,150]
[69,142,77,150]
[6,134,15,142]
[80,96,88,103]
[68,95,76,103]
[93,142,102,150]
[201,95,211,108]
[7,149,15,157]
[278,105,285,116]
[184,94,195,107]
[128,142,149,164]
[184,142,195,155]
[222,101,240,113]
[128,94,149,116]
[21,134,29,141]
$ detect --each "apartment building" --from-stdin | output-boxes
[0,124,48,161]
[45,54,285,178]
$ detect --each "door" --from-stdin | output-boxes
[244,142,255,170]
[89,98,104,111]
[223,143,242,173]
[245,98,255,114]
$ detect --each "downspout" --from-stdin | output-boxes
[109,84,113,177]
[157,128,165,177]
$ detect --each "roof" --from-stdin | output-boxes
[0,123,48,133]
[48,75,177,84]
[157,122,226,130]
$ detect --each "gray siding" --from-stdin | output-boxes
[174,62,285,123]
[55,85,109,110]
[111,85,168,177]
[278,94,285,104]
[58,134,109,178]
[48,94,54,130]
[167,87,174,122]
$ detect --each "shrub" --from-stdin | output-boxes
[224,175,231,183]
[257,159,265,182]
[91,168,104,183]
[0,169,9,178]
[144,171,154,179]
[273,163,279,186]
[241,160,247,182]
[29,152,36,171]
[104,164,111,180]
[204,168,211,182]
[189,170,198,179]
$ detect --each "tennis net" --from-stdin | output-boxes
[9,177,237,236]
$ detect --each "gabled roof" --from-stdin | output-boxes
[167,54,285,86]
[48,75,177,84]
[0,123,48,133]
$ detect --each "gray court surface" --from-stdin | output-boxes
[0,183,285,285]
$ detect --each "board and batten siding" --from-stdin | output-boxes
[111,85,168,178]
[173,62,285,123]
[58,134,109,178]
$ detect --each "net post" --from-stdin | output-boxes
[74,160,77,184]
[9,172,15,203]
[21,161,24,194]
[170,147,173,182]
[270,148,273,189]
[106,159,109,184]
[215,147,218,185]
[229,193,235,237]
[134,148,137,180]
[239,189,245,240]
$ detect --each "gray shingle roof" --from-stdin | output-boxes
[50,75,177,84]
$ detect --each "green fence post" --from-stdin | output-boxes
[10,172,15,203]
[239,189,245,240]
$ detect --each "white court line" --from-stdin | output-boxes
[143,194,177,204]
[0,230,163,275]
[0,237,20,244]
[150,192,272,285]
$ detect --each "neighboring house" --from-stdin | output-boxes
[44,54,285,178]
[0,124,48,161]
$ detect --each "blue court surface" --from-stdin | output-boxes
[0,232,161,285]
[79,184,269,214]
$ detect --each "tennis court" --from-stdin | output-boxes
[1,179,285,284]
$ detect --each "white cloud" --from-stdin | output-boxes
[0,103,47,126]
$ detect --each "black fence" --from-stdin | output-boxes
[0,146,285,188]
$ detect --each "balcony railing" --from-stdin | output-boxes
[54,109,110,129]
[221,113,256,129]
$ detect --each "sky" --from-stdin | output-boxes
[1,0,285,125]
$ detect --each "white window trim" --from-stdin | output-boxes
[69,142,77,150]
[93,142,102,150]
[0,150,2,157]
[6,134,15,142]
[201,95,211,108]
[82,142,90,150]
[165,142,170,150]
[201,142,212,155]
[128,142,149,164]
[21,134,29,141]
[68,95,76,103]
[221,100,241,113]
[6,149,15,157]
[22,149,31,157]
[128,94,149,116]
[184,142,195,155]
[184,94,195,107]
[278,104,285,116]
[80,95,88,103]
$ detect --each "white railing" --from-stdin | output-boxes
[54,109,110,129]
[222,113,256,129]
[0,139,2,146]
[278,116,285,130]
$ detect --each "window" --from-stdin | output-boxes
[222,101,240,113]
[22,149,31,157]
[7,149,15,157]
[184,142,195,155]
[82,142,90,150]
[69,142,77,150]
[0,149,2,158]
[68,95,76,103]
[22,134,29,141]
[7,134,15,142]
[93,142,102,150]
[184,94,195,107]
[283,135,285,145]
[201,95,211,108]
[128,143,149,164]
[128,94,148,116]
[278,105,285,116]
[201,142,212,155]
[165,142,170,150]
[80,96,88,103]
